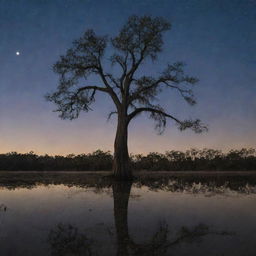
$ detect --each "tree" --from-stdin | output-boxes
[46,15,207,180]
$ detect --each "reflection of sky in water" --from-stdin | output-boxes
[0,184,256,255]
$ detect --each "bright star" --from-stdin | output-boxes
[16,51,20,56]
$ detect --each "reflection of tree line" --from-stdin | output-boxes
[0,148,255,171]
[1,173,256,194]
[48,182,233,256]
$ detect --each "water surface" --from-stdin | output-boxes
[0,172,256,256]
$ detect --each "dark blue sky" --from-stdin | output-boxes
[0,0,255,154]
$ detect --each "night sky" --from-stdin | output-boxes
[0,0,255,155]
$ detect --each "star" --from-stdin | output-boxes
[16,51,20,56]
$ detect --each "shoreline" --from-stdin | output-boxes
[0,170,256,176]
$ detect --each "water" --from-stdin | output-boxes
[0,172,256,255]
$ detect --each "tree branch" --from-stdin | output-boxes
[128,62,198,106]
[97,63,121,109]
[128,107,208,133]
[128,107,181,124]
[77,85,108,94]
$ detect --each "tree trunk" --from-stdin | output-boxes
[113,115,132,180]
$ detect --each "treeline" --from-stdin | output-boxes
[132,148,256,171]
[0,148,255,172]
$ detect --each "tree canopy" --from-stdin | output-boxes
[46,15,207,134]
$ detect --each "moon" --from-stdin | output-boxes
[16,51,20,56]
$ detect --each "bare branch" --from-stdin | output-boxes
[105,73,121,90]
[46,84,110,120]
[107,111,118,121]
[129,62,198,106]
[128,107,208,134]
[97,64,121,109]
[128,107,181,124]
[77,85,108,94]
[112,15,171,62]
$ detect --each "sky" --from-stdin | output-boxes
[0,0,255,155]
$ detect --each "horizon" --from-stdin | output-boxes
[0,146,255,157]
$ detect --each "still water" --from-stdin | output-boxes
[0,172,256,256]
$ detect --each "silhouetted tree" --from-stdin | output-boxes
[46,15,207,179]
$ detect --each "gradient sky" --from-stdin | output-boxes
[0,0,255,155]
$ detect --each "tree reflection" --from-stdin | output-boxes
[48,181,233,256]
[113,181,132,255]
[48,223,95,256]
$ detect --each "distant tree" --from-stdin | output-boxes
[46,15,207,180]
